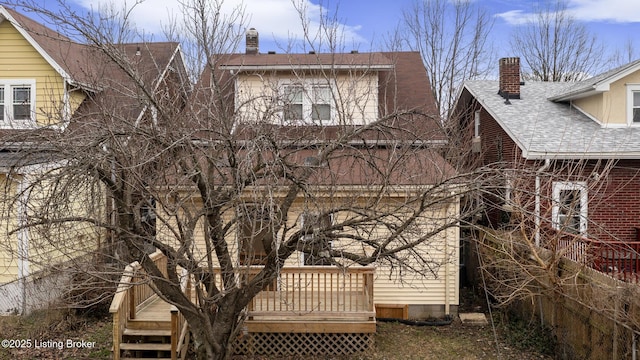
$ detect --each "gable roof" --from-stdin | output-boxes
[0,6,92,89]
[463,80,640,159]
[549,59,640,101]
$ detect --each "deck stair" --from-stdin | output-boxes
[110,251,190,360]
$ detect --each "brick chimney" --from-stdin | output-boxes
[499,57,520,99]
[246,28,258,55]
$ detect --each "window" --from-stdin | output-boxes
[300,212,333,266]
[238,206,274,265]
[552,182,588,234]
[474,110,480,137]
[282,82,333,124]
[0,80,36,124]
[633,91,640,123]
[626,84,640,125]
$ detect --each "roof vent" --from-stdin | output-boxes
[350,50,358,54]
[135,46,141,56]
[268,51,276,54]
[309,51,316,54]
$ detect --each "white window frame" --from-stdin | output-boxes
[0,79,36,128]
[551,181,588,234]
[626,84,640,125]
[299,212,334,266]
[280,80,335,125]
[474,110,480,137]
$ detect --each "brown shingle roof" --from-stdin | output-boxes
[220,52,394,69]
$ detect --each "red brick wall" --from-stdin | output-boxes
[461,98,640,242]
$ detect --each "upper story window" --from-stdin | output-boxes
[0,80,36,126]
[282,81,334,124]
[626,84,640,125]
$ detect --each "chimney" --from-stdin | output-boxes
[246,28,259,55]
[499,57,520,100]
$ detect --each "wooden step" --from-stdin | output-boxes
[126,319,171,330]
[123,328,172,337]
[119,342,172,351]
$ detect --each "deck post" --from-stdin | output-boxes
[171,307,178,360]
[129,285,136,320]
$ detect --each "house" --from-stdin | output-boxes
[455,57,640,277]
[194,31,461,318]
[110,30,464,357]
[0,6,189,314]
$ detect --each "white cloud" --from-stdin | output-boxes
[494,10,533,25]
[496,0,640,25]
[567,0,640,23]
[72,0,365,49]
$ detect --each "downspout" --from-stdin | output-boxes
[16,175,31,314]
[535,159,550,247]
[444,194,459,316]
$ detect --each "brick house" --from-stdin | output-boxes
[455,56,640,276]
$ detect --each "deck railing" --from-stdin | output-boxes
[109,251,189,360]
[239,266,375,320]
[556,232,640,282]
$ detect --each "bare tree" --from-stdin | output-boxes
[0,1,481,359]
[509,0,604,82]
[400,0,494,118]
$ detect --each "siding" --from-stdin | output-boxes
[234,72,379,125]
[0,174,19,283]
[157,191,460,307]
[0,20,85,125]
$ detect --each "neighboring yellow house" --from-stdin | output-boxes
[0,6,188,314]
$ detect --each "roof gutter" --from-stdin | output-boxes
[219,64,395,72]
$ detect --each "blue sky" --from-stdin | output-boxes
[42,0,640,59]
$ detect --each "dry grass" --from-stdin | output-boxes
[0,309,554,359]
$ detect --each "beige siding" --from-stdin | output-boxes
[25,175,103,275]
[0,174,19,283]
[576,70,640,126]
[157,192,460,307]
[573,94,604,123]
[0,20,86,126]
[0,171,103,283]
[235,72,378,125]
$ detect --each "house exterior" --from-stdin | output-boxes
[0,6,189,314]
[154,31,462,321]
[455,57,640,272]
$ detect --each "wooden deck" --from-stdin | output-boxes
[110,252,376,358]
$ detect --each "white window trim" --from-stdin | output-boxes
[0,79,37,128]
[299,212,334,266]
[280,79,335,125]
[474,110,480,137]
[626,84,640,126]
[551,181,588,234]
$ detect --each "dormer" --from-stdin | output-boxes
[217,29,395,126]
[549,59,640,128]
